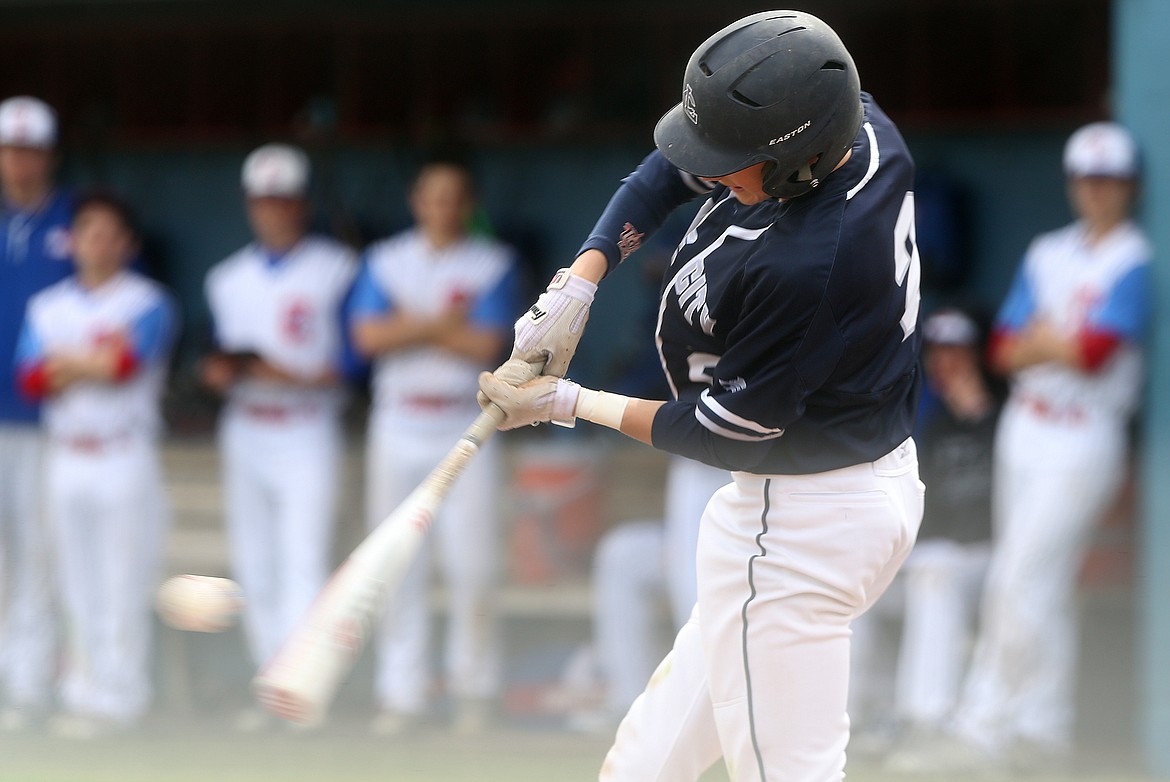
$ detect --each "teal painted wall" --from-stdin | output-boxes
[1116,0,1170,776]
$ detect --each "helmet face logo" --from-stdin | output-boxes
[683,84,699,125]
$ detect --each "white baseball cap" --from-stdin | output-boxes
[0,96,57,149]
[923,308,980,347]
[241,143,310,197]
[1063,121,1139,179]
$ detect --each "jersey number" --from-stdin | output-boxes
[893,192,922,340]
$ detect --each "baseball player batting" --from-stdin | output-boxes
[478,10,924,782]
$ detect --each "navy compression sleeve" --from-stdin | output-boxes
[577,150,712,277]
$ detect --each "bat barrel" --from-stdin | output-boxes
[250,403,514,726]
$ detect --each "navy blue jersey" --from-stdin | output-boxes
[579,95,921,474]
[917,402,997,544]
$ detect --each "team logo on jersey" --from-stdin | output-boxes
[618,223,644,262]
[671,256,715,336]
[683,84,698,125]
[719,376,746,393]
[282,299,313,343]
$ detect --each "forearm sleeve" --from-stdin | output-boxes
[650,399,775,472]
[577,150,712,277]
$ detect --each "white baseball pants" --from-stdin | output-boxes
[0,425,57,711]
[600,439,923,782]
[45,435,168,722]
[367,423,501,713]
[953,402,1125,752]
[219,411,341,669]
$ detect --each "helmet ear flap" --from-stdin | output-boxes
[761,161,786,199]
[761,159,818,200]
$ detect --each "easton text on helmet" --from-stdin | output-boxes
[769,121,812,146]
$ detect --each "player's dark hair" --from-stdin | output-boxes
[73,188,141,239]
[412,147,478,197]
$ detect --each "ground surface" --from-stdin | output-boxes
[0,721,1154,782]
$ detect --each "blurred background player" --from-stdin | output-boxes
[576,457,729,732]
[848,306,998,767]
[15,190,177,738]
[0,95,72,732]
[932,121,1152,775]
[200,143,357,731]
[346,158,520,736]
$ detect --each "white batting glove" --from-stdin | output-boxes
[477,357,630,432]
[511,268,597,378]
[477,364,581,430]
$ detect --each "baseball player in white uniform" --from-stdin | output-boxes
[16,191,176,737]
[346,160,520,735]
[0,96,72,731]
[201,144,357,727]
[933,122,1152,774]
[479,12,924,781]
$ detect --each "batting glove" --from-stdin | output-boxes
[510,268,597,378]
[477,362,580,430]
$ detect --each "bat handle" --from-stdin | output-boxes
[466,358,542,442]
[465,402,507,446]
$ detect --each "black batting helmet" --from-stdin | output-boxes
[654,10,863,199]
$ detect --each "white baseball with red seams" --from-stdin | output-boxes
[156,575,245,633]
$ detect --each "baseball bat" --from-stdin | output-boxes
[252,369,530,725]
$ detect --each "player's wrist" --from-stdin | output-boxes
[572,385,629,431]
[550,378,581,427]
[568,250,608,285]
[547,267,598,303]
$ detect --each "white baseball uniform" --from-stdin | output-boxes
[205,235,357,669]
[346,227,519,715]
[16,269,176,723]
[575,95,923,782]
[953,218,1151,753]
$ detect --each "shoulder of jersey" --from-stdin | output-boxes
[208,244,256,279]
[27,274,75,312]
[478,236,520,269]
[1031,221,1113,256]
[123,270,174,304]
[301,233,358,262]
[362,230,415,264]
[1121,221,1154,263]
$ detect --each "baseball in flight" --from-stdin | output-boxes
[156,575,245,633]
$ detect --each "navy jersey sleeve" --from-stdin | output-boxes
[650,258,839,472]
[577,150,712,276]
